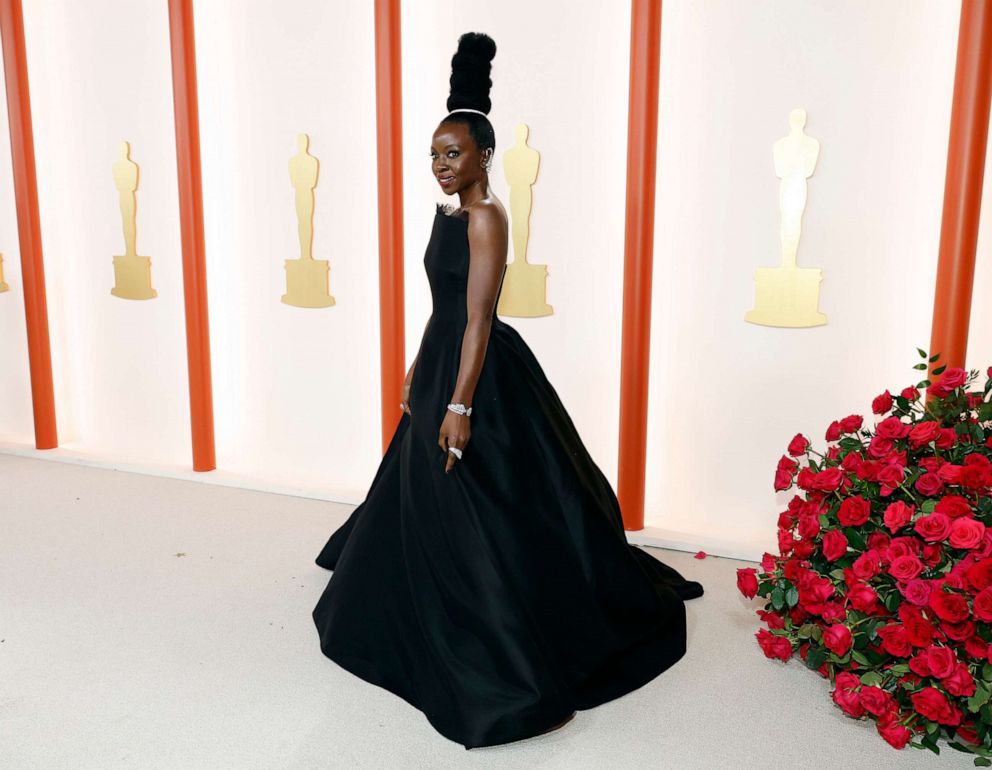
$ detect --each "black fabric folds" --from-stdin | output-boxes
[312,204,703,749]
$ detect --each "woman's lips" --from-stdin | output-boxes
[438,175,455,187]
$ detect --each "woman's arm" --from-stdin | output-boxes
[437,202,507,471]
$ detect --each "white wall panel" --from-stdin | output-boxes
[195,0,380,496]
[0,49,35,444]
[18,0,191,465]
[645,0,970,557]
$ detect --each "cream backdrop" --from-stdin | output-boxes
[0,54,34,441]
[645,1,985,559]
[1,1,990,561]
[1,0,191,466]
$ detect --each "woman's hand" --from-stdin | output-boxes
[401,365,415,415]
[438,411,471,473]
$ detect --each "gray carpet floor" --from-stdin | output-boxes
[0,453,972,769]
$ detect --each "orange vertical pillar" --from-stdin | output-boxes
[618,0,663,531]
[374,0,405,452]
[167,0,216,471]
[928,0,992,384]
[0,0,57,449]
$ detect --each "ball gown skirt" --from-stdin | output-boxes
[312,204,704,749]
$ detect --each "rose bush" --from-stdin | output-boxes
[741,351,992,764]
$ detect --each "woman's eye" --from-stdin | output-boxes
[448,152,459,158]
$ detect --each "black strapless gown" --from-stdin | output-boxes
[312,203,703,749]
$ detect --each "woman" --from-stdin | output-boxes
[312,31,703,750]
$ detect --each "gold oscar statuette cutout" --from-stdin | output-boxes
[111,141,157,300]
[0,252,8,293]
[282,133,335,308]
[745,108,826,328]
[496,123,552,318]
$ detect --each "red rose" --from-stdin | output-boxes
[876,713,912,749]
[774,468,793,491]
[876,416,910,439]
[798,513,820,540]
[757,608,786,629]
[840,415,863,433]
[935,494,972,518]
[921,542,944,567]
[923,645,956,679]
[867,532,891,553]
[832,671,865,717]
[943,618,977,642]
[736,567,759,599]
[877,624,913,657]
[821,530,848,562]
[888,555,924,582]
[838,496,871,527]
[943,663,976,697]
[936,428,957,450]
[901,386,921,401]
[760,552,777,572]
[899,579,933,606]
[823,623,853,656]
[909,421,941,448]
[965,636,990,660]
[777,455,798,473]
[929,589,970,623]
[859,686,895,717]
[972,586,992,622]
[825,421,842,441]
[966,558,992,591]
[794,540,814,559]
[914,512,951,542]
[872,390,894,415]
[915,473,945,497]
[868,436,894,459]
[809,467,845,492]
[877,464,905,491]
[949,518,985,550]
[956,723,981,746]
[883,501,913,534]
[899,604,936,647]
[911,687,961,726]
[852,550,882,580]
[778,529,795,555]
[848,583,881,613]
[756,628,792,661]
[961,465,990,492]
[909,652,931,676]
[787,433,810,456]
[932,367,967,397]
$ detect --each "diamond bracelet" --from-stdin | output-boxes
[447,402,472,417]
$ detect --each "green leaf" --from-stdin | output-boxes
[975,758,991,767]
[883,591,902,611]
[805,646,827,670]
[982,662,992,681]
[845,528,867,550]
[914,363,928,370]
[922,499,938,513]
[771,587,785,611]
[852,650,871,666]
[917,380,932,388]
[930,353,940,362]
[829,568,846,580]
[934,364,948,376]
[918,347,928,358]
[785,586,799,608]
[860,671,884,686]
[968,683,992,712]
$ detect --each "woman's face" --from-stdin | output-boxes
[431,121,488,195]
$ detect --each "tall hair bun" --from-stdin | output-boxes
[446,32,496,114]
